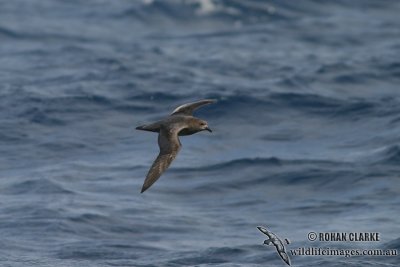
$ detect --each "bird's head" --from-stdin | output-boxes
[197,119,212,133]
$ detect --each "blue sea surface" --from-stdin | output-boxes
[0,0,399,266]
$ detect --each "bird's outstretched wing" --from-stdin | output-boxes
[171,99,216,116]
[278,250,291,266]
[141,126,182,193]
[257,226,274,239]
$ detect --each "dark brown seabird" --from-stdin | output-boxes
[136,99,216,193]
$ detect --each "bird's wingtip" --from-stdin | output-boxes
[140,185,148,193]
[205,98,217,103]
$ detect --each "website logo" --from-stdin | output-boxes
[257,226,291,266]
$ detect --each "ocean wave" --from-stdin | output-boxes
[119,0,396,25]
[114,0,400,35]
[374,145,400,165]
[0,25,90,42]
[383,237,400,250]
[167,246,248,265]
[120,0,284,24]
[0,26,22,39]
[197,93,386,120]
[3,178,73,195]
[173,157,282,173]
[203,167,358,192]
[0,130,29,143]
[2,90,155,126]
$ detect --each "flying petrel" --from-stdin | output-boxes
[257,226,291,266]
[136,99,216,193]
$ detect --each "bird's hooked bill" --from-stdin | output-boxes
[205,127,212,132]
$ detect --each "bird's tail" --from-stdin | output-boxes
[136,125,148,131]
[135,123,161,133]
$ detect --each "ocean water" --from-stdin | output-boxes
[0,0,399,266]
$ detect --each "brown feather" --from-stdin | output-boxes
[140,127,181,193]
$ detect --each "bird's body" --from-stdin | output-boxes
[136,99,216,193]
[137,115,205,136]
